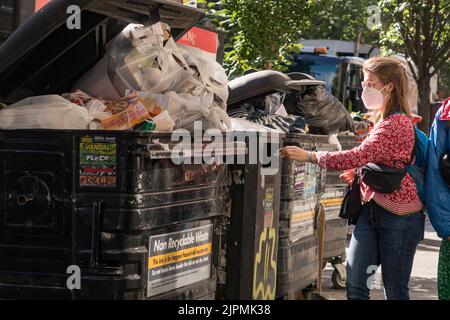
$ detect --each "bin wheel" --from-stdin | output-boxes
[332,269,346,290]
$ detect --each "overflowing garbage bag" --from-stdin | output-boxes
[0,22,231,132]
[74,23,231,131]
[0,95,93,130]
[284,84,354,135]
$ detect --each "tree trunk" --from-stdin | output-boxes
[354,31,361,57]
[417,77,432,135]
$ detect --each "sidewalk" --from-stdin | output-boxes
[321,216,439,300]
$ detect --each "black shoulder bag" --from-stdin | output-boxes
[360,129,418,193]
[339,170,362,225]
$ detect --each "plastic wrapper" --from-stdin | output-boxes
[127,90,169,118]
[284,85,355,135]
[0,95,93,130]
[64,90,151,130]
[100,94,150,130]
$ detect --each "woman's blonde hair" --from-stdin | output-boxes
[363,56,412,123]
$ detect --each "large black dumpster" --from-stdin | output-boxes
[0,131,231,300]
[0,0,234,300]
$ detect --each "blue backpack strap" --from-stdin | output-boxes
[408,127,429,204]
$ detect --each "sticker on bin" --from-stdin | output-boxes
[263,187,274,228]
[320,187,345,220]
[294,163,317,198]
[289,198,317,242]
[147,224,213,298]
[79,136,117,188]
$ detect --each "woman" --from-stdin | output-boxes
[280,56,425,300]
[426,96,450,300]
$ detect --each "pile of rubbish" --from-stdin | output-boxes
[227,93,308,134]
[225,70,355,137]
[0,23,231,132]
[283,85,355,135]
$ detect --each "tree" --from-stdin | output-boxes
[303,0,380,47]
[203,0,312,77]
[438,61,450,99]
[378,0,450,133]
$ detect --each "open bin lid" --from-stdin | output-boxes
[227,70,326,108]
[0,0,204,104]
[285,79,326,89]
[227,70,292,107]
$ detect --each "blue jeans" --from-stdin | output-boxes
[346,201,425,300]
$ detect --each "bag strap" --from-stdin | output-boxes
[410,127,418,166]
[389,111,416,168]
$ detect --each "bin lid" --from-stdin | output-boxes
[227,70,293,107]
[285,79,326,89]
[287,72,315,81]
[0,0,204,104]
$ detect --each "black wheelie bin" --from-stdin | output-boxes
[278,133,336,299]
[216,71,284,300]
[0,0,233,300]
[224,71,336,300]
[320,134,359,290]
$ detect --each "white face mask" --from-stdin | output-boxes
[361,85,388,110]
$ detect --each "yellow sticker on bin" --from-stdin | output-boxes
[148,243,212,269]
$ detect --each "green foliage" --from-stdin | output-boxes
[376,0,450,131]
[377,0,450,80]
[303,0,381,45]
[205,0,311,76]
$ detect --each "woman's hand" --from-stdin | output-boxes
[339,169,355,186]
[279,146,310,162]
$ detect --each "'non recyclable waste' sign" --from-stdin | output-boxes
[147,224,213,297]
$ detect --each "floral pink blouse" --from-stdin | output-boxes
[316,113,424,215]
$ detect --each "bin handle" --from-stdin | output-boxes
[305,133,318,152]
[90,201,103,269]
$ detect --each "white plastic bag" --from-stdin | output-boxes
[74,24,197,99]
[0,95,93,130]
[153,111,175,132]
[177,44,229,108]
[165,91,231,132]
[265,93,288,116]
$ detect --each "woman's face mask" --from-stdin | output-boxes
[361,85,388,110]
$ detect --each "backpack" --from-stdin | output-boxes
[438,121,450,187]
[408,127,429,204]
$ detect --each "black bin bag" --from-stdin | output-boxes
[284,85,355,135]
